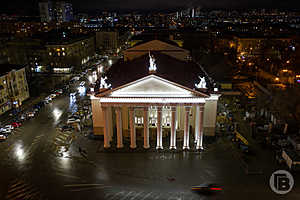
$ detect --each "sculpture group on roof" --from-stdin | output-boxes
[195,76,207,89]
[100,76,111,89]
[148,51,157,72]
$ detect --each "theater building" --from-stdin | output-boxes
[91,50,220,150]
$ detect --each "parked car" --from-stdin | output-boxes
[19,114,26,121]
[0,128,11,134]
[60,125,73,132]
[0,134,7,141]
[4,125,14,131]
[56,89,63,95]
[67,118,80,124]
[27,112,35,118]
[11,122,22,128]
[44,96,52,103]
[80,81,85,86]
[70,114,81,120]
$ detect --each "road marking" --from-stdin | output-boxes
[55,172,82,179]
[64,183,104,187]
[119,191,134,200]
[140,191,153,200]
[130,191,143,200]
[7,183,29,193]
[70,186,111,192]
[153,193,162,200]
[10,180,23,189]
[8,185,33,199]
[106,191,125,200]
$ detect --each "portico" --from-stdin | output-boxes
[91,74,220,150]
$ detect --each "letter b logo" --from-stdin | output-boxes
[270,170,294,194]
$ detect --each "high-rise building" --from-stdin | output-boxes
[39,0,53,22]
[39,1,73,23]
[53,1,73,22]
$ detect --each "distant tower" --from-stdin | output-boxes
[39,0,53,22]
[53,1,73,23]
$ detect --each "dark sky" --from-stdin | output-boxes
[1,0,300,14]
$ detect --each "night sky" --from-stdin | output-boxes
[1,0,300,14]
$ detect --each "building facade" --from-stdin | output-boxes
[39,1,53,22]
[0,65,30,115]
[91,75,220,150]
[46,35,95,73]
[91,41,220,150]
[95,31,119,53]
[39,0,73,23]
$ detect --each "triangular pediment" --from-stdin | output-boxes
[127,40,188,52]
[99,75,208,98]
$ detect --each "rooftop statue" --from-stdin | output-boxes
[149,51,157,72]
[100,76,111,89]
[195,76,207,89]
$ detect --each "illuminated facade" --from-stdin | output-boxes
[91,50,220,150]
[0,65,30,115]
[46,35,95,72]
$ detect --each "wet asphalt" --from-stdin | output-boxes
[0,92,299,200]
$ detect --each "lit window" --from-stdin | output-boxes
[62,52,65,56]
[58,52,60,56]
[49,52,52,56]
[62,47,65,51]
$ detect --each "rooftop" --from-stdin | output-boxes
[101,52,213,93]
[0,64,26,76]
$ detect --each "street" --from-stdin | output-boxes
[0,92,299,200]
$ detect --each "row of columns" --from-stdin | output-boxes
[103,105,204,150]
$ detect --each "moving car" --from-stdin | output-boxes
[191,184,223,193]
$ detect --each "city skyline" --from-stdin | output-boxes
[1,0,300,15]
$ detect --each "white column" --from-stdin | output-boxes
[196,105,204,150]
[195,106,200,143]
[107,107,113,142]
[170,107,177,149]
[156,107,163,149]
[129,107,136,149]
[183,106,190,150]
[115,107,123,148]
[143,107,150,149]
[102,107,110,148]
